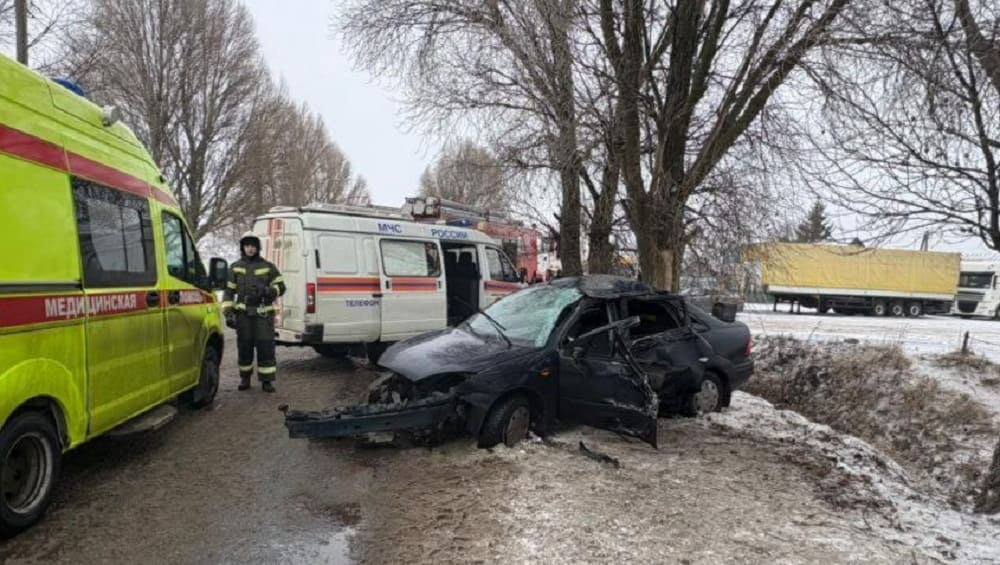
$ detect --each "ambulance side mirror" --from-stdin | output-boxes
[208,258,228,291]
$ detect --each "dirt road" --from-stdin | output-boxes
[2,332,994,564]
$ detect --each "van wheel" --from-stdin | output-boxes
[190,347,220,408]
[313,345,350,358]
[478,395,531,448]
[0,412,61,538]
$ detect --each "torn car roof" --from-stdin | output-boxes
[549,275,661,298]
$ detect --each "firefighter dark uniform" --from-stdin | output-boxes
[221,232,286,392]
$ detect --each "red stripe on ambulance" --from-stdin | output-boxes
[1,291,154,329]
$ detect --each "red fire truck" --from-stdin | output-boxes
[402,197,557,282]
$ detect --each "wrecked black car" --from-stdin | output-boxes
[283,275,754,449]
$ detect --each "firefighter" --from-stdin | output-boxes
[221,232,286,392]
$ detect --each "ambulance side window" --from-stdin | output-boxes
[162,212,206,285]
[72,178,156,287]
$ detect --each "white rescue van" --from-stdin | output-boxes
[250,203,525,361]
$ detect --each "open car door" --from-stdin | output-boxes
[558,312,658,447]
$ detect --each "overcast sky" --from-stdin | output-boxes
[243,0,433,209]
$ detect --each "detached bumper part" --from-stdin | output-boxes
[283,394,458,439]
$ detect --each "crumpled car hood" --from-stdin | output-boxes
[379,326,538,381]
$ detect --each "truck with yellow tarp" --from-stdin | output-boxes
[745,243,960,317]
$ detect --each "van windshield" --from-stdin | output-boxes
[465,285,581,347]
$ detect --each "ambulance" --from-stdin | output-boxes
[249,203,525,362]
[0,53,228,535]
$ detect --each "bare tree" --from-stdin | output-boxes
[0,0,82,66]
[418,140,513,213]
[339,0,585,276]
[594,0,852,290]
[807,0,1000,251]
[57,0,275,241]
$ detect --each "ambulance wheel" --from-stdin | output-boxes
[478,395,531,448]
[0,412,61,538]
[189,346,220,408]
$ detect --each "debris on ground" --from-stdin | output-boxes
[578,441,621,469]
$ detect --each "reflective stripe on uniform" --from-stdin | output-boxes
[221,300,233,309]
[239,365,254,372]
[234,303,247,311]
[271,276,284,285]
[226,281,237,289]
[232,267,247,274]
[254,267,270,276]
[257,305,274,313]
[257,366,277,375]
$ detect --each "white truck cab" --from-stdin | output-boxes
[250,203,525,361]
[952,259,1000,319]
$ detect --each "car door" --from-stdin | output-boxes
[72,178,164,435]
[556,302,658,447]
[377,238,446,341]
[627,296,709,400]
[161,211,212,396]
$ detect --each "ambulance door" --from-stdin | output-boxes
[72,179,164,435]
[315,233,381,342]
[161,211,211,397]
[377,238,446,341]
[482,245,523,307]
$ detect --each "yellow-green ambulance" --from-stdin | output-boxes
[0,53,229,535]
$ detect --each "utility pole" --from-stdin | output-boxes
[15,0,28,65]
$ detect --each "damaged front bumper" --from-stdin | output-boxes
[282,393,461,440]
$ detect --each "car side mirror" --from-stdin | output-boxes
[208,258,228,291]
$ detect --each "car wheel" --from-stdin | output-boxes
[478,395,531,448]
[0,412,62,538]
[682,373,724,417]
[872,301,888,316]
[189,346,220,408]
[906,302,923,317]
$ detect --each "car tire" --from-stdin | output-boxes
[681,373,724,417]
[906,302,923,317]
[313,344,350,358]
[189,346,220,408]
[890,301,906,317]
[0,412,62,538]
[872,301,888,316]
[478,394,531,448]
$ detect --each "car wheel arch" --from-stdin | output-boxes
[7,397,68,450]
[474,387,546,437]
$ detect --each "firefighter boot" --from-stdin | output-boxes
[238,375,251,391]
[262,381,275,393]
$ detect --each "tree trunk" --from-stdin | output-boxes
[549,0,582,277]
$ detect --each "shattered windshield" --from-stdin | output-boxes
[466,285,582,347]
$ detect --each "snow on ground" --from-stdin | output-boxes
[740,306,1000,362]
[712,393,1000,564]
